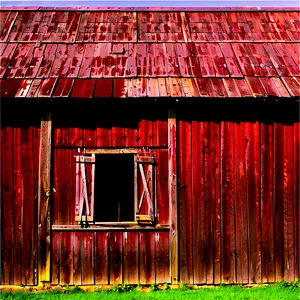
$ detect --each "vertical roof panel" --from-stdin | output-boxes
[26,79,42,97]
[94,78,113,97]
[245,77,267,97]
[219,44,243,77]
[169,77,184,97]
[37,77,57,97]
[36,44,58,78]
[71,78,95,98]
[0,43,17,78]
[133,78,147,98]
[146,78,160,97]
[271,77,291,97]
[259,77,282,97]
[0,12,18,42]
[1,79,22,98]
[181,78,200,97]
[222,78,242,98]
[281,77,300,97]
[15,79,33,97]
[52,78,74,97]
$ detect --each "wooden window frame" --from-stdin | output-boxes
[74,148,157,227]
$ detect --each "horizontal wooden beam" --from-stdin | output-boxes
[52,224,170,231]
[86,148,139,154]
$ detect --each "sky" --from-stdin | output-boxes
[1,0,299,6]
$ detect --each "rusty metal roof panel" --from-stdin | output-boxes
[94,78,113,97]
[52,78,74,97]
[15,79,33,97]
[281,77,300,97]
[0,8,299,99]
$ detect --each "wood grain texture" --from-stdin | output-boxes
[261,123,275,283]
[191,121,205,284]
[123,232,139,284]
[168,110,178,284]
[139,231,155,284]
[233,122,249,284]
[178,119,193,284]
[38,112,52,283]
[221,122,236,283]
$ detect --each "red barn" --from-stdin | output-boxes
[0,6,299,287]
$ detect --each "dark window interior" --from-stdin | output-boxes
[94,154,134,222]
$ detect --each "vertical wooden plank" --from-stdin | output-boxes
[155,231,170,283]
[82,232,95,285]
[261,123,275,283]
[192,121,205,284]
[274,123,284,282]
[178,118,193,284]
[214,122,221,284]
[13,127,22,285]
[83,115,97,148]
[154,119,168,148]
[51,231,59,285]
[168,109,178,284]
[245,122,262,283]
[156,150,169,224]
[139,231,155,284]
[59,232,73,285]
[68,149,76,225]
[123,232,139,284]
[96,112,112,148]
[33,123,40,286]
[233,122,249,284]
[73,232,82,286]
[125,110,138,147]
[283,125,294,281]
[2,126,14,284]
[95,232,109,284]
[204,122,214,284]
[112,126,125,147]
[57,149,70,225]
[294,122,300,279]
[110,232,123,284]
[21,125,35,285]
[38,112,52,284]
[220,122,236,283]
[138,119,153,147]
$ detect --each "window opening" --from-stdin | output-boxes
[94,154,134,222]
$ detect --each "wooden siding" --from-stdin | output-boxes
[1,105,40,285]
[178,102,300,284]
[1,101,299,285]
[51,230,170,285]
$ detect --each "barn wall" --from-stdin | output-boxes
[1,103,41,285]
[178,101,300,284]
[51,103,170,285]
[51,230,169,285]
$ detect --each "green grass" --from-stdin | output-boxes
[1,281,299,300]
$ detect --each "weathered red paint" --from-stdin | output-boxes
[1,7,299,288]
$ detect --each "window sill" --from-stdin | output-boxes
[51,224,170,231]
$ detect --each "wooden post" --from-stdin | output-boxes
[38,112,52,285]
[168,108,178,284]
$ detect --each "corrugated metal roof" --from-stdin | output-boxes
[0,8,299,99]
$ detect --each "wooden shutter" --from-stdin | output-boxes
[135,151,156,223]
[75,153,95,223]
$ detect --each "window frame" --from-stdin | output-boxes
[75,148,157,227]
